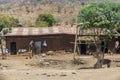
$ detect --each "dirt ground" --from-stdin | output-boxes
[0,52,120,80]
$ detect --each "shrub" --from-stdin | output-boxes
[36,13,56,27]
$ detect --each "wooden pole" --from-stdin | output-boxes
[73,25,79,60]
[1,32,4,59]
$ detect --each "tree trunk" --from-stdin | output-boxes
[0,40,4,59]
[93,36,105,68]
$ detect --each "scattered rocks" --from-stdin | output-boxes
[51,74,56,76]
[55,73,58,75]
[43,62,50,65]
[41,53,47,57]
[39,59,45,65]
[60,73,67,76]
[72,72,76,74]
[0,66,3,69]
[80,60,86,64]
[0,63,2,66]
[0,64,8,70]
[41,73,57,77]
[46,75,51,77]
[30,64,36,66]
[26,73,29,75]
[39,59,45,62]
[25,57,28,59]
[50,61,58,65]
[73,58,86,65]
[116,65,120,67]
[25,64,28,66]
[47,51,54,55]
[41,73,47,75]
[113,59,120,62]
[2,67,7,70]
[36,73,39,76]
[60,74,67,76]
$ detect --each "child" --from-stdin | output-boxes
[2,47,8,59]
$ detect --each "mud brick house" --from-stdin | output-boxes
[5,27,75,55]
[5,27,119,55]
[76,28,119,54]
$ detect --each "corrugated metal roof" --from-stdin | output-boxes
[5,27,115,37]
[5,27,76,36]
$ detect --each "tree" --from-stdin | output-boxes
[0,22,5,31]
[57,3,62,14]
[0,14,19,28]
[77,1,120,68]
[41,0,47,5]
[36,13,56,27]
[70,16,76,27]
[0,14,19,59]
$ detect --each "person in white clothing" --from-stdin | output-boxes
[42,40,47,53]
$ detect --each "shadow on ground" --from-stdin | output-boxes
[78,67,94,70]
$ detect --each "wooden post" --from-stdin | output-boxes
[73,23,83,62]
[73,25,79,60]
[0,31,4,59]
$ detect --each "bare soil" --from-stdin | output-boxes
[0,52,120,80]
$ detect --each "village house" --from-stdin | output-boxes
[5,27,120,55]
[5,27,75,55]
[75,27,119,55]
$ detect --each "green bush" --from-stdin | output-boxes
[3,29,9,35]
[36,21,48,27]
[36,13,56,27]
[28,23,35,27]
[0,22,5,31]
[0,14,19,28]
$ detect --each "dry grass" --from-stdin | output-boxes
[0,0,119,26]
[0,1,82,26]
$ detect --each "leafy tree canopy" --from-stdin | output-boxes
[0,13,19,30]
[77,1,120,35]
[0,22,5,31]
[77,1,120,68]
[36,13,56,27]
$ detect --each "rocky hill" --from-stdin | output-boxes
[0,0,13,4]
[0,0,119,26]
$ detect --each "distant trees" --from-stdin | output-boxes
[0,14,19,59]
[0,13,19,36]
[0,14,19,29]
[41,0,47,5]
[35,13,56,27]
[0,13,19,35]
[57,4,62,14]
[0,22,5,31]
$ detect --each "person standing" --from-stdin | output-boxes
[42,40,47,53]
[115,40,119,53]
[29,40,34,58]
[2,47,8,59]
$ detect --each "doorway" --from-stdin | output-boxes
[10,42,17,55]
[80,41,87,55]
[34,41,41,54]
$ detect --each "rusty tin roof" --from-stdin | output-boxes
[5,27,76,36]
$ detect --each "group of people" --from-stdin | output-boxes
[1,40,119,59]
[28,40,47,58]
[0,40,47,59]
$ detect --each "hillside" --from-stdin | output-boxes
[0,0,119,26]
[0,0,13,4]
